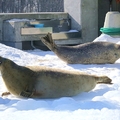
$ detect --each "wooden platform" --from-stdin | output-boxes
[1,12,81,50]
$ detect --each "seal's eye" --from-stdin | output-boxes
[0,61,2,64]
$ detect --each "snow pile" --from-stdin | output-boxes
[0,34,120,120]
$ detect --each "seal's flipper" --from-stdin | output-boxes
[96,76,112,84]
[20,91,33,98]
[2,92,11,96]
[41,33,57,51]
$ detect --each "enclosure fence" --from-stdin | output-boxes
[0,0,64,13]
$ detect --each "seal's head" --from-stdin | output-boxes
[0,56,5,68]
[0,56,13,71]
[0,56,7,72]
[0,57,2,65]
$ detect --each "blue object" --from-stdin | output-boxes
[34,24,44,28]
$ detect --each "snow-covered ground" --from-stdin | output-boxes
[0,34,120,120]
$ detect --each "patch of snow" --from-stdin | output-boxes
[0,34,120,120]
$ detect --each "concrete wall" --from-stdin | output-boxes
[64,0,120,40]
[64,0,98,43]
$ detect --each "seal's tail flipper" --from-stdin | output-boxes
[41,33,57,51]
[96,76,112,84]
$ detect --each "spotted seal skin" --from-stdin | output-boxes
[0,56,112,98]
[41,33,120,64]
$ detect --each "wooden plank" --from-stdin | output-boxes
[21,32,81,42]
[55,38,82,45]
[52,32,81,40]
[21,35,82,45]
[21,27,52,35]
[21,32,81,44]
[21,34,48,41]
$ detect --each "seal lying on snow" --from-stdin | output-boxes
[41,33,120,64]
[0,56,112,98]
